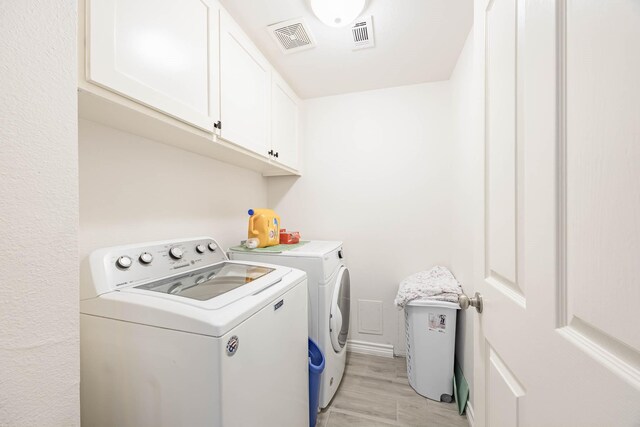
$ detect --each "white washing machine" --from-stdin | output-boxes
[229,241,350,408]
[80,237,309,427]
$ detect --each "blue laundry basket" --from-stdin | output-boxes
[308,338,325,427]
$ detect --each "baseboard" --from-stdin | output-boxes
[394,348,407,357]
[347,340,394,358]
[466,401,475,427]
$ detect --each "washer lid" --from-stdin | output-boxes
[330,267,351,352]
[133,262,274,302]
[120,261,288,311]
[80,262,306,337]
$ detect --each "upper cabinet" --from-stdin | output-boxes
[219,10,271,156]
[79,0,300,176]
[86,0,220,132]
[271,73,300,171]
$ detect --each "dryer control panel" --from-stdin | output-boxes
[83,237,227,300]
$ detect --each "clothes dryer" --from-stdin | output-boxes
[229,241,350,408]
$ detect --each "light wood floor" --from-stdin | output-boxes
[316,352,468,427]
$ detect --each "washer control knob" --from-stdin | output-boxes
[139,252,153,264]
[208,242,217,252]
[195,244,206,254]
[116,256,132,269]
[169,247,184,260]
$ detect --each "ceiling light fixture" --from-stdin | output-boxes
[310,0,366,28]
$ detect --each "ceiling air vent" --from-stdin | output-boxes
[351,16,375,50]
[267,18,316,54]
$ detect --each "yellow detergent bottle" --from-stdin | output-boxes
[247,208,281,248]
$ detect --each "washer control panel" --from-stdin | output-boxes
[84,237,226,299]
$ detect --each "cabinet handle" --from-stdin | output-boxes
[214,120,222,130]
[274,152,279,158]
[268,150,274,156]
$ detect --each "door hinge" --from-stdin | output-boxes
[214,120,222,130]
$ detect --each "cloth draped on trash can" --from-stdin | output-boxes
[394,266,462,309]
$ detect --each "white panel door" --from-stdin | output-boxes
[87,0,219,131]
[473,0,640,425]
[271,73,299,170]
[219,11,271,157]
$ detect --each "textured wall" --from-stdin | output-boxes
[78,120,269,274]
[0,0,80,425]
[268,82,454,352]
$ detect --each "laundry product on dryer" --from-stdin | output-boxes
[247,208,281,247]
[229,240,350,408]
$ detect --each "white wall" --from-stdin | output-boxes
[0,1,80,425]
[79,120,268,270]
[268,82,454,351]
[450,30,479,407]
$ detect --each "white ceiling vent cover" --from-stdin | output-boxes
[351,16,375,50]
[267,18,316,54]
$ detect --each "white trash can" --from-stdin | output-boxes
[405,298,459,402]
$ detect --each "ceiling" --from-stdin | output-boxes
[218,0,473,99]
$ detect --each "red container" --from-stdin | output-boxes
[279,229,300,244]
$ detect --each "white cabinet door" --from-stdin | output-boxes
[219,11,271,157]
[87,0,219,131]
[271,73,299,170]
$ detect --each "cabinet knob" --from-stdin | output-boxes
[268,150,274,156]
[214,120,222,130]
[274,152,279,158]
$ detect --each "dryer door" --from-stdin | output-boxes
[329,267,350,352]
